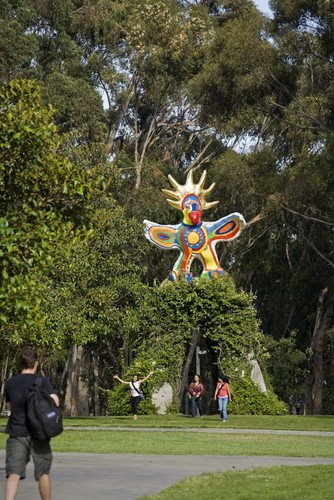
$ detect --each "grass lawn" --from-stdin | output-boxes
[1,414,334,456]
[138,465,334,500]
[36,413,334,431]
[44,429,334,456]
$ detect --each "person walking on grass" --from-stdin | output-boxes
[113,371,154,420]
[4,347,60,500]
[188,374,205,417]
[214,373,231,423]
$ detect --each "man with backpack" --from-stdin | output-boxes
[4,347,60,500]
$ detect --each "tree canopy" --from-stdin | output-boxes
[1,0,333,415]
[0,79,98,343]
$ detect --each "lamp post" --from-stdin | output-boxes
[196,346,207,375]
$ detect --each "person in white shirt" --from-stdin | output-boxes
[113,371,154,419]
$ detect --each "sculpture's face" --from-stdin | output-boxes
[182,194,202,225]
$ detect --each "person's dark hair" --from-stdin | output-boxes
[218,372,229,383]
[20,347,38,369]
[194,374,201,382]
[131,374,138,382]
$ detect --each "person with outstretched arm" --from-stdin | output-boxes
[113,371,154,420]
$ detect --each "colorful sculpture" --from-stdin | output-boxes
[144,169,246,281]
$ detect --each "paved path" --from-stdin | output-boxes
[1,451,334,500]
[1,428,334,499]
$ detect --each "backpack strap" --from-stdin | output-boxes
[131,382,144,399]
[217,383,225,397]
[131,382,141,396]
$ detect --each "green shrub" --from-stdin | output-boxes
[229,376,287,415]
[164,401,179,414]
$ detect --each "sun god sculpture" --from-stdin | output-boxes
[143,169,246,281]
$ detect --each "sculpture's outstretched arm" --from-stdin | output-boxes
[143,220,181,250]
[205,212,246,241]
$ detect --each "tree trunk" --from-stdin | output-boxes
[64,344,90,417]
[0,354,9,412]
[305,286,334,415]
[0,351,17,412]
[179,329,200,409]
[92,351,100,416]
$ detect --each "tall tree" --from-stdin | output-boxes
[0,79,96,342]
[39,186,149,414]
[222,0,334,412]
[0,79,101,411]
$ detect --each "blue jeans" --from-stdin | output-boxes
[218,397,228,421]
[191,396,202,417]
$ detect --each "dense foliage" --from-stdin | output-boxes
[107,278,286,416]
[1,0,333,415]
[0,80,97,343]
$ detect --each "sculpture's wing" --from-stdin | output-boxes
[143,220,180,249]
[205,212,246,241]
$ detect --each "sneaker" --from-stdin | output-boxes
[222,419,227,423]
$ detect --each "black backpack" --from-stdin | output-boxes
[26,377,63,441]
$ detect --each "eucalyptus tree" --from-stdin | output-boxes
[249,0,334,414]
[0,0,222,191]
[71,0,222,191]
[176,0,334,413]
[199,0,334,413]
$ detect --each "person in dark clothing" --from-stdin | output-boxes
[4,347,59,500]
